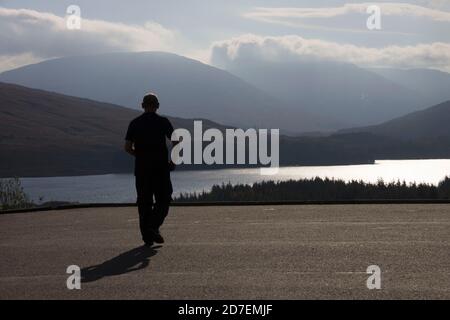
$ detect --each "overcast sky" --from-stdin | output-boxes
[0,0,449,72]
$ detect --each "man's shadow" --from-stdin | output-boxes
[81,245,161,283]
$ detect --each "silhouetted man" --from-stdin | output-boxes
[124,93,175,246]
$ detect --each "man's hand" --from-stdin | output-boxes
[168,139,180,169]
[124,140,135,156]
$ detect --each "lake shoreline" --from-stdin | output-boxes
[8,157,450,179]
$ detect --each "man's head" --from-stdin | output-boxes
[141,93,159,112]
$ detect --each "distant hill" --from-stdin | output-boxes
[212,56,428,127]
[339,101,450,141]
[0,51,326,134]
[0,82,226,177]
[369,68,450,107]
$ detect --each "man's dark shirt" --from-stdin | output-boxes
[125,112,174,175]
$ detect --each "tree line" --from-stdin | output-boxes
[175,177,450,202]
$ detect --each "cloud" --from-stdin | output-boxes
[211,34,450,72]
[0,7,177,72]
[244,2,450,25]
[0,53,42,73]
[421,0,450,10]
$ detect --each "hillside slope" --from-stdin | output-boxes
[0,82,225,177]
[370,68,450,107]
[340,101,450,141]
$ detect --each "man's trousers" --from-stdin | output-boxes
[135,170,172,242]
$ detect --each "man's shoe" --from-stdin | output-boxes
[150,229,165,244]
[144,240,154,247]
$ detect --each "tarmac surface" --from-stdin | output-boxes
[0,204,449,299]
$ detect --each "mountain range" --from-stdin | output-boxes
[4,52,449,134]
[213,55,450,128]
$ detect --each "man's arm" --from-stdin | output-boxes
[124,120,135,156]
[124,140,135,156]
